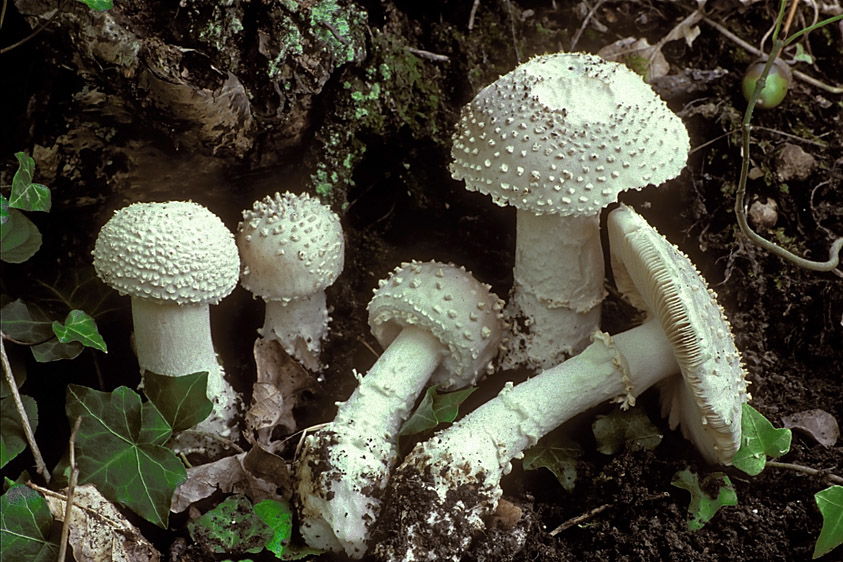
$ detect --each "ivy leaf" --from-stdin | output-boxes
[31,339,85,362]
[0,194,10,229]
[0,484,59,561]
[0,207,42,263]
[671,468,737,531]
[732,403,792,476]
[813,485,843,559]
[0,395,38,468]
[66,385,186,527]
[144,371,213,432]
[10,153,51,212]
[52,309,107,353]
[76,0,114,11]
[522,435,582,492]
[0,300,55,345]
[592,406,663,455]
[188,495,273,555]
[399,385,476,437]
[254,499,294,557]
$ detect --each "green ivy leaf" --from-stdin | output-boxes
[522,434,582,492]
[399,385,476,437]
[66,384,186,527]
[732,403,792,476]
[813,485,843,559]
[76,0,114,11]
[52,309,107,353]
[31,339,84,362]
[254,499,294,557]
[188,495,273,555]
[0,395,38,468]
[671,468,737,531]
[0,194,9,229]
[0,484,59,561]
[592,406,663,455]
[10,153,51,212]
[144,371,213,432]
[0,208,42,263]
[0,300,55,345]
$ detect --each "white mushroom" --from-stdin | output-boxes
[373,205,749,562]
[92,201,241,442]
[236,192,344,371]
[450,52,690,371]
[294,260,504,559]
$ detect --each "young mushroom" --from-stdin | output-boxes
[450,52,690,371]
[92,201,242,443]
[236,192,344,371]
[372,205,749,562]
[294,260,504,559]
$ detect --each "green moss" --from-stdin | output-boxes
[308,0,366,64]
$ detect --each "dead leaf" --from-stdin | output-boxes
[597,37,669,81]
[782,409,839,447]
[37,484,160,562]
[246,337,320,444]
[171,445,291,513]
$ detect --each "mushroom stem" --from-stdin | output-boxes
[131,298,239,439]
[261,292,330,371]
[506,210,605,369]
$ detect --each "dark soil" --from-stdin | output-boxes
[2,1,841,561]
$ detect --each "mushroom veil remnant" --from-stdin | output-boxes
[92,201,242,443]
[373,205,748,562]
[450,52,690,371]
[237,192,344,371]
[295,260,504,559]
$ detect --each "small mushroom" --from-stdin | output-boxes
[450,52,690,371]
[236,192,344,371]
[294,260,504,559]
[372,205,749,562]
[92,201,242,442]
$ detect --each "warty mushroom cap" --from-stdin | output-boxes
[367,261,505,390]
[237,192,344,302]
[92,201,240,305]
[450,52,690,216]
[607,205,749,464]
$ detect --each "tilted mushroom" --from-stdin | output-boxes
[93,201,242,443]
[236,192,344,371]
[372,205,749,562]
[295,261,504,558]
[450,52,690,371]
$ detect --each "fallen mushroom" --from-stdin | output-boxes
[236,192,344,371]
[450,52,690,371]
[372,205,749,562]
[92,201,242,444]
[294,260,504,559]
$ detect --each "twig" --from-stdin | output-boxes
[570,0,606,51]
[468,0,481,31]
[549,491,671,536]
[766,461,843,486]
[503,0,521,64]
[404,46,450,63]
[57,416,82,562]
[0,0,65,54]
[0,332,50,483]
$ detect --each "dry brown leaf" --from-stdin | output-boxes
[38,484,160,562]
[597,37,669,81]
[247,337,320,444]
[782,409,840,447]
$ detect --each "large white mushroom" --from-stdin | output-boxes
[92,201,242,442]
[295,260,504,559]
[450,52,690,371]
[373,205,749,562]
[236,192,344,371]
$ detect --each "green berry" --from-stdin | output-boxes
[741,58,792,109]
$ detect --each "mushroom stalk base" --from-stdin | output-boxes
[261,292,329,371]
[505,210,605,371]
[374,319,677,562]
[131,298,240,444]
[296,326,444,559]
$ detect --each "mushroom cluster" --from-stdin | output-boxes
[450,52,690,371]
[295,260,504,558]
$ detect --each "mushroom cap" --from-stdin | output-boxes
[237,192,344,301]
[450,52,690,216]
[368,261,505,390]
[607,205,749,464]
[93,201,240,305]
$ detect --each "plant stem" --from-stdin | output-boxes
[57,416,82,562]
[0,332,50,483]
[766,461,843,486]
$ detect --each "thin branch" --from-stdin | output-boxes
[766,460,843,486]
[468,0,481,31]
[0,0,65,54]
[570,0,606,52]
[404,46,450,63]
[0,332,50,483]
[57,416,82,562]
[549,491,670,536]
